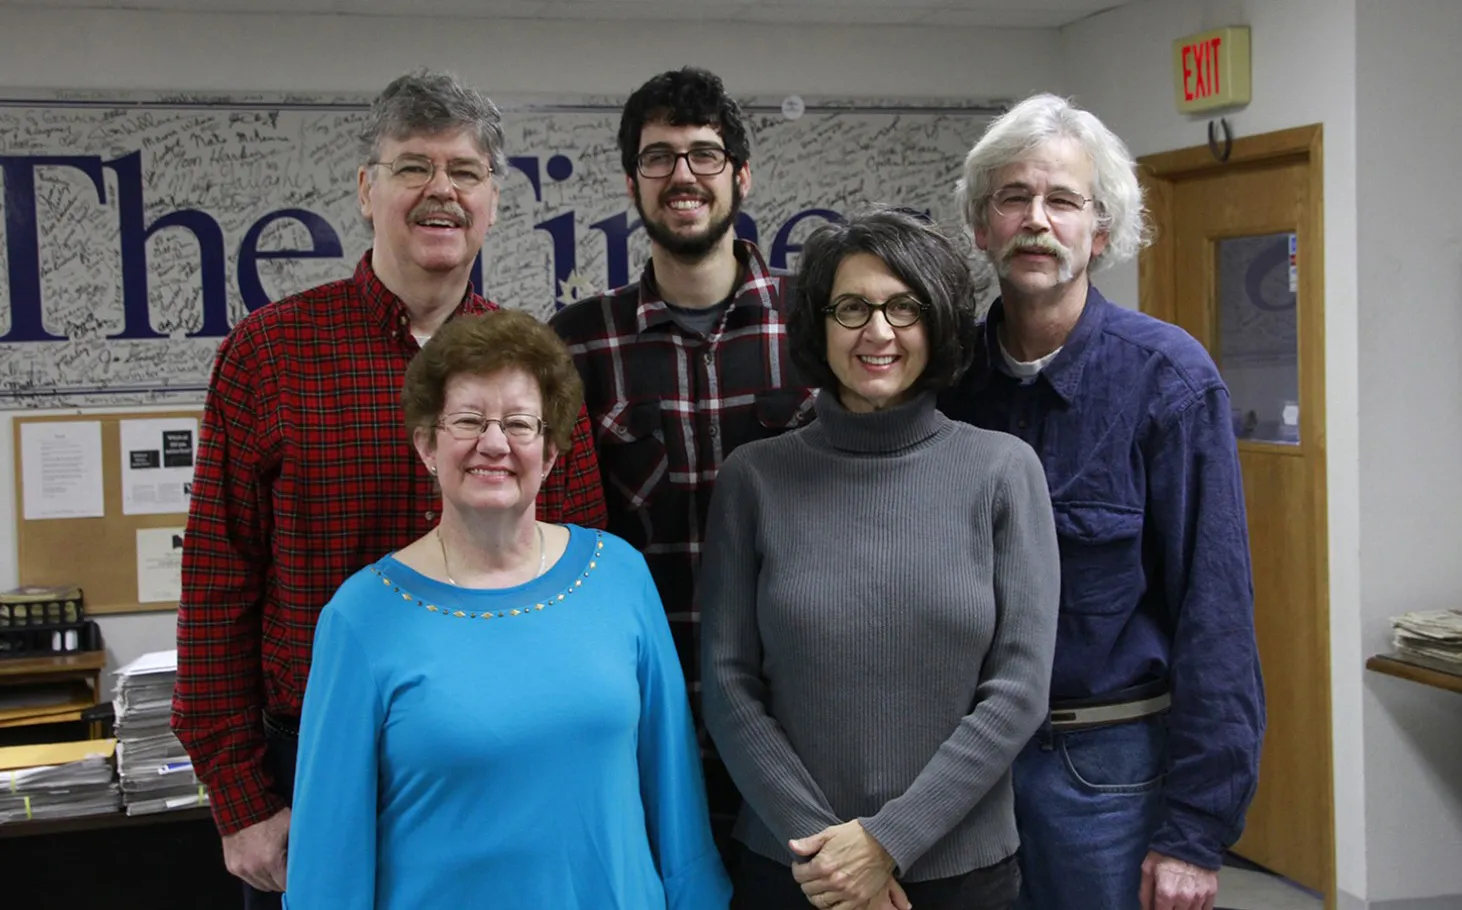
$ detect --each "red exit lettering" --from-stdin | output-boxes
[1182,36,1224,101]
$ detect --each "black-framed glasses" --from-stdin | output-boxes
[636,146,732,179]
[823,294,928,330]
[437,412,547,442]
[369,154,493,190]
[989,187,1095,220]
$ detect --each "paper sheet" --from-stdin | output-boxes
[135,528,185,604]
[19,421,105,520]
[119,417,198,516]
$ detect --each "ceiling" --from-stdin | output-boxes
[1,0,1134,28]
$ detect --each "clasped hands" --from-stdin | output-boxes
[788,820,911,910]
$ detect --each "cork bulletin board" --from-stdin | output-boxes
[13,410,202,615]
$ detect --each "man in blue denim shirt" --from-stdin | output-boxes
[938,94,1265,910]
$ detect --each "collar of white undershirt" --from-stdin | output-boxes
[997,335,1062,380]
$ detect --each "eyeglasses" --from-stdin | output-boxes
[437,412,547,442]
[989,188,1096,220]
[636,147,733,179]
[823,294,928,330]
[369,154,493,190]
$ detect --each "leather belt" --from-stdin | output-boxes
[1049,692,1171,730]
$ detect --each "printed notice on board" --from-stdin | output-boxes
[20,421,106,520]
[120,418,198,516]
[136,527,185,603]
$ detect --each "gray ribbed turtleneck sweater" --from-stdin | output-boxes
[701,390,1059,881]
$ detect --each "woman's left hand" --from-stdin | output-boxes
[788,820,896,909]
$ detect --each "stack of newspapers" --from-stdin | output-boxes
[0,739,122,824]
[1391,609,1462,667]
[113,650,209,816]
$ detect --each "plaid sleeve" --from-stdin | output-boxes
[171,325,286,835]
[539,404,607,529]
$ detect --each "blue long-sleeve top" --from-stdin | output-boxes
[938,286,1266,870]
[283,525,730,910]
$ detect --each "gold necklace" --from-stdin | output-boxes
[437,523,546,586]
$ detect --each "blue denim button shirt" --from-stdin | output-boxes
[938,285,1266,869]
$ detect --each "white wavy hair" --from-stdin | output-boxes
[955,93,1150,271]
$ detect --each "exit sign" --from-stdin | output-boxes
[1173,26,1251,113]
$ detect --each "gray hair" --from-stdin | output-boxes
[954,93,1149,270]
[359,69,507,177]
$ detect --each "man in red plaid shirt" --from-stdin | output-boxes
[172,70,606,908]
[550,67,816,855]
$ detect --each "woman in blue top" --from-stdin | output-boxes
[284,309,729,910]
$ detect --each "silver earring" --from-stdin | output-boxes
[428,465,437,476]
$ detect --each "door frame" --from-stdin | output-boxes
[1138,124,1334,907]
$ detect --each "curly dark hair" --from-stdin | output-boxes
[787,207,983,394]
[402,310,583,454]
[618,67,751,177]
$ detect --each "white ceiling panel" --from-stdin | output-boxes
[0,0,1138,28]
[529,0,736,20]
[924,7,1092,27]
[737,5,944,25]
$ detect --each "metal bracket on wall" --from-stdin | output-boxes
[1207,117,1233,162]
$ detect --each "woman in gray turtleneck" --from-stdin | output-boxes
[701,207,1060,910]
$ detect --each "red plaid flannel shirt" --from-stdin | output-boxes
[550,241,816,823]
[173,252,606,834]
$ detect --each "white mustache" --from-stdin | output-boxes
[1000,233,1070,264]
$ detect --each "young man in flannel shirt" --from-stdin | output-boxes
[551,67,816,853]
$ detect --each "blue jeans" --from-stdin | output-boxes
[1013,716,1167,910]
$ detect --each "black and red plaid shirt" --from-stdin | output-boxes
[550,241,816,822]
[173,252,606,834]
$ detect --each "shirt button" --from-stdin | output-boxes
[709,425,720,438]
[1017,420,1028,429]
[424,510,437,522]
[703,353,713,365]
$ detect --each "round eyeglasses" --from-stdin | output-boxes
[636,147,732,179]
[369,154,493,190]
[823,294,928,330]
[988,188,1095,221]
[437,413,547,442]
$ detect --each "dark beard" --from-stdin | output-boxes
[635,180,742,261]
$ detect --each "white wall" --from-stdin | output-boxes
[1355,0,1462,903]
[1058,0,1371,902]
[0,9,1064,687]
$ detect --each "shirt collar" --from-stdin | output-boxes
[634,240,777,335]
[353,250,486,344]
[977,283,1111,404]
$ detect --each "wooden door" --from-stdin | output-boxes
[1139,125,1333,904]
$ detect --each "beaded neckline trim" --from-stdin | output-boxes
[370,531,605,621]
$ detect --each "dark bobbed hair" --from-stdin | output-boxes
[788,206,983,393]
[618,67,751,177]
[402,310,583,454]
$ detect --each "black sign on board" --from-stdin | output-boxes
[163,430,194,468]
